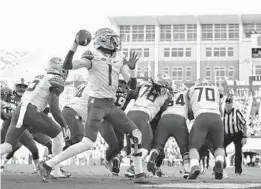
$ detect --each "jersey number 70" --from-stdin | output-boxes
[194,87,215,102]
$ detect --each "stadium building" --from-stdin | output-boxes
[109,14,261,88]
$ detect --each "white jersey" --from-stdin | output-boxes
[162,90,188,119]
[130,82,169,121]
[66,83,91,122]
[188,85,221,118]
[21,74,65,112]
[82,48,128,100]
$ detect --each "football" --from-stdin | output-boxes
[75,29,92,46]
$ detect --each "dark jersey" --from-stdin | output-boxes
[115,90,136,111]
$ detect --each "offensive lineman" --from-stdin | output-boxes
[127,74,172,169]
[187,78,225,180]
[147,83,190,179]
[38,28,147,183]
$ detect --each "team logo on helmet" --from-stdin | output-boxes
[93,28,121,51]
[46,57,68,80]
[155,73,172,88]
[195,77,209,86]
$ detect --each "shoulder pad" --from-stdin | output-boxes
[82,50,94,61]
[48,76,65,93]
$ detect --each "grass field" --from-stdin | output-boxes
[1,164,261,189]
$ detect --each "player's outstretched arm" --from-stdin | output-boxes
[121,51,139,89]
[63,30,92,70]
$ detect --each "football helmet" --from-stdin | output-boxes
[46,57,68,80]
[93,28,121,51]
[195,77,209,86]
[1,86,12,101]
[13,78,28,97]
[173,83,188,93]
[155,73,172,88]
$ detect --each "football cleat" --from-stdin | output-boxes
[125,164,135,178]
[213,160,223,180]
[147,151,158,173]
[133,173,149,184]
[112,157,120,176]
[188,165,201,180]
[154,167,167,178]
[38,161,52,183]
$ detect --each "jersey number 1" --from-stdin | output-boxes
[108,64,112,86]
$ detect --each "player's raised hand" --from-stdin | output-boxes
[124,50,139,70]
[75,30,92,46]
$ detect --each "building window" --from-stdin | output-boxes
[171,67,183,81]
[122,48,128,58]
[119,25,131,42]
[228,47,234,57]
[214,67,226,81]
[173,25,185,41]
[130,48,142,57]
[178,48,183,57]
[205,67,212,81]
[206,48,212,57]
[202,24,213,40]
[187,24,197,41]
[213,47,226,57]
[144,48,150,57]
[145,25,155,41]
[214,24,227,40]
[164,48,170,57]
[227,66,234,80]
[144,67,149,77]
[214,47,220,57]
[255,65,261,75]
[171,48,177,57]
[185,48,192,57]
[160,25,171,41]
[163,67,170,75]
[220,47,226,57]
[243,24,255,37]
[132,25,144,42]
[185,67,192,81]
[228,24,239,40]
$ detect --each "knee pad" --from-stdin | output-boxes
[129,129,142,144]
[32,152,39,160]
[128,129,142,157]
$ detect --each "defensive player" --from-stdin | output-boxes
[187,78,225,180]
[127,74,172,168]
[147,83,190,179]
[38,28,147,183]
[0,57,70,179]
[100,77,138,175]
